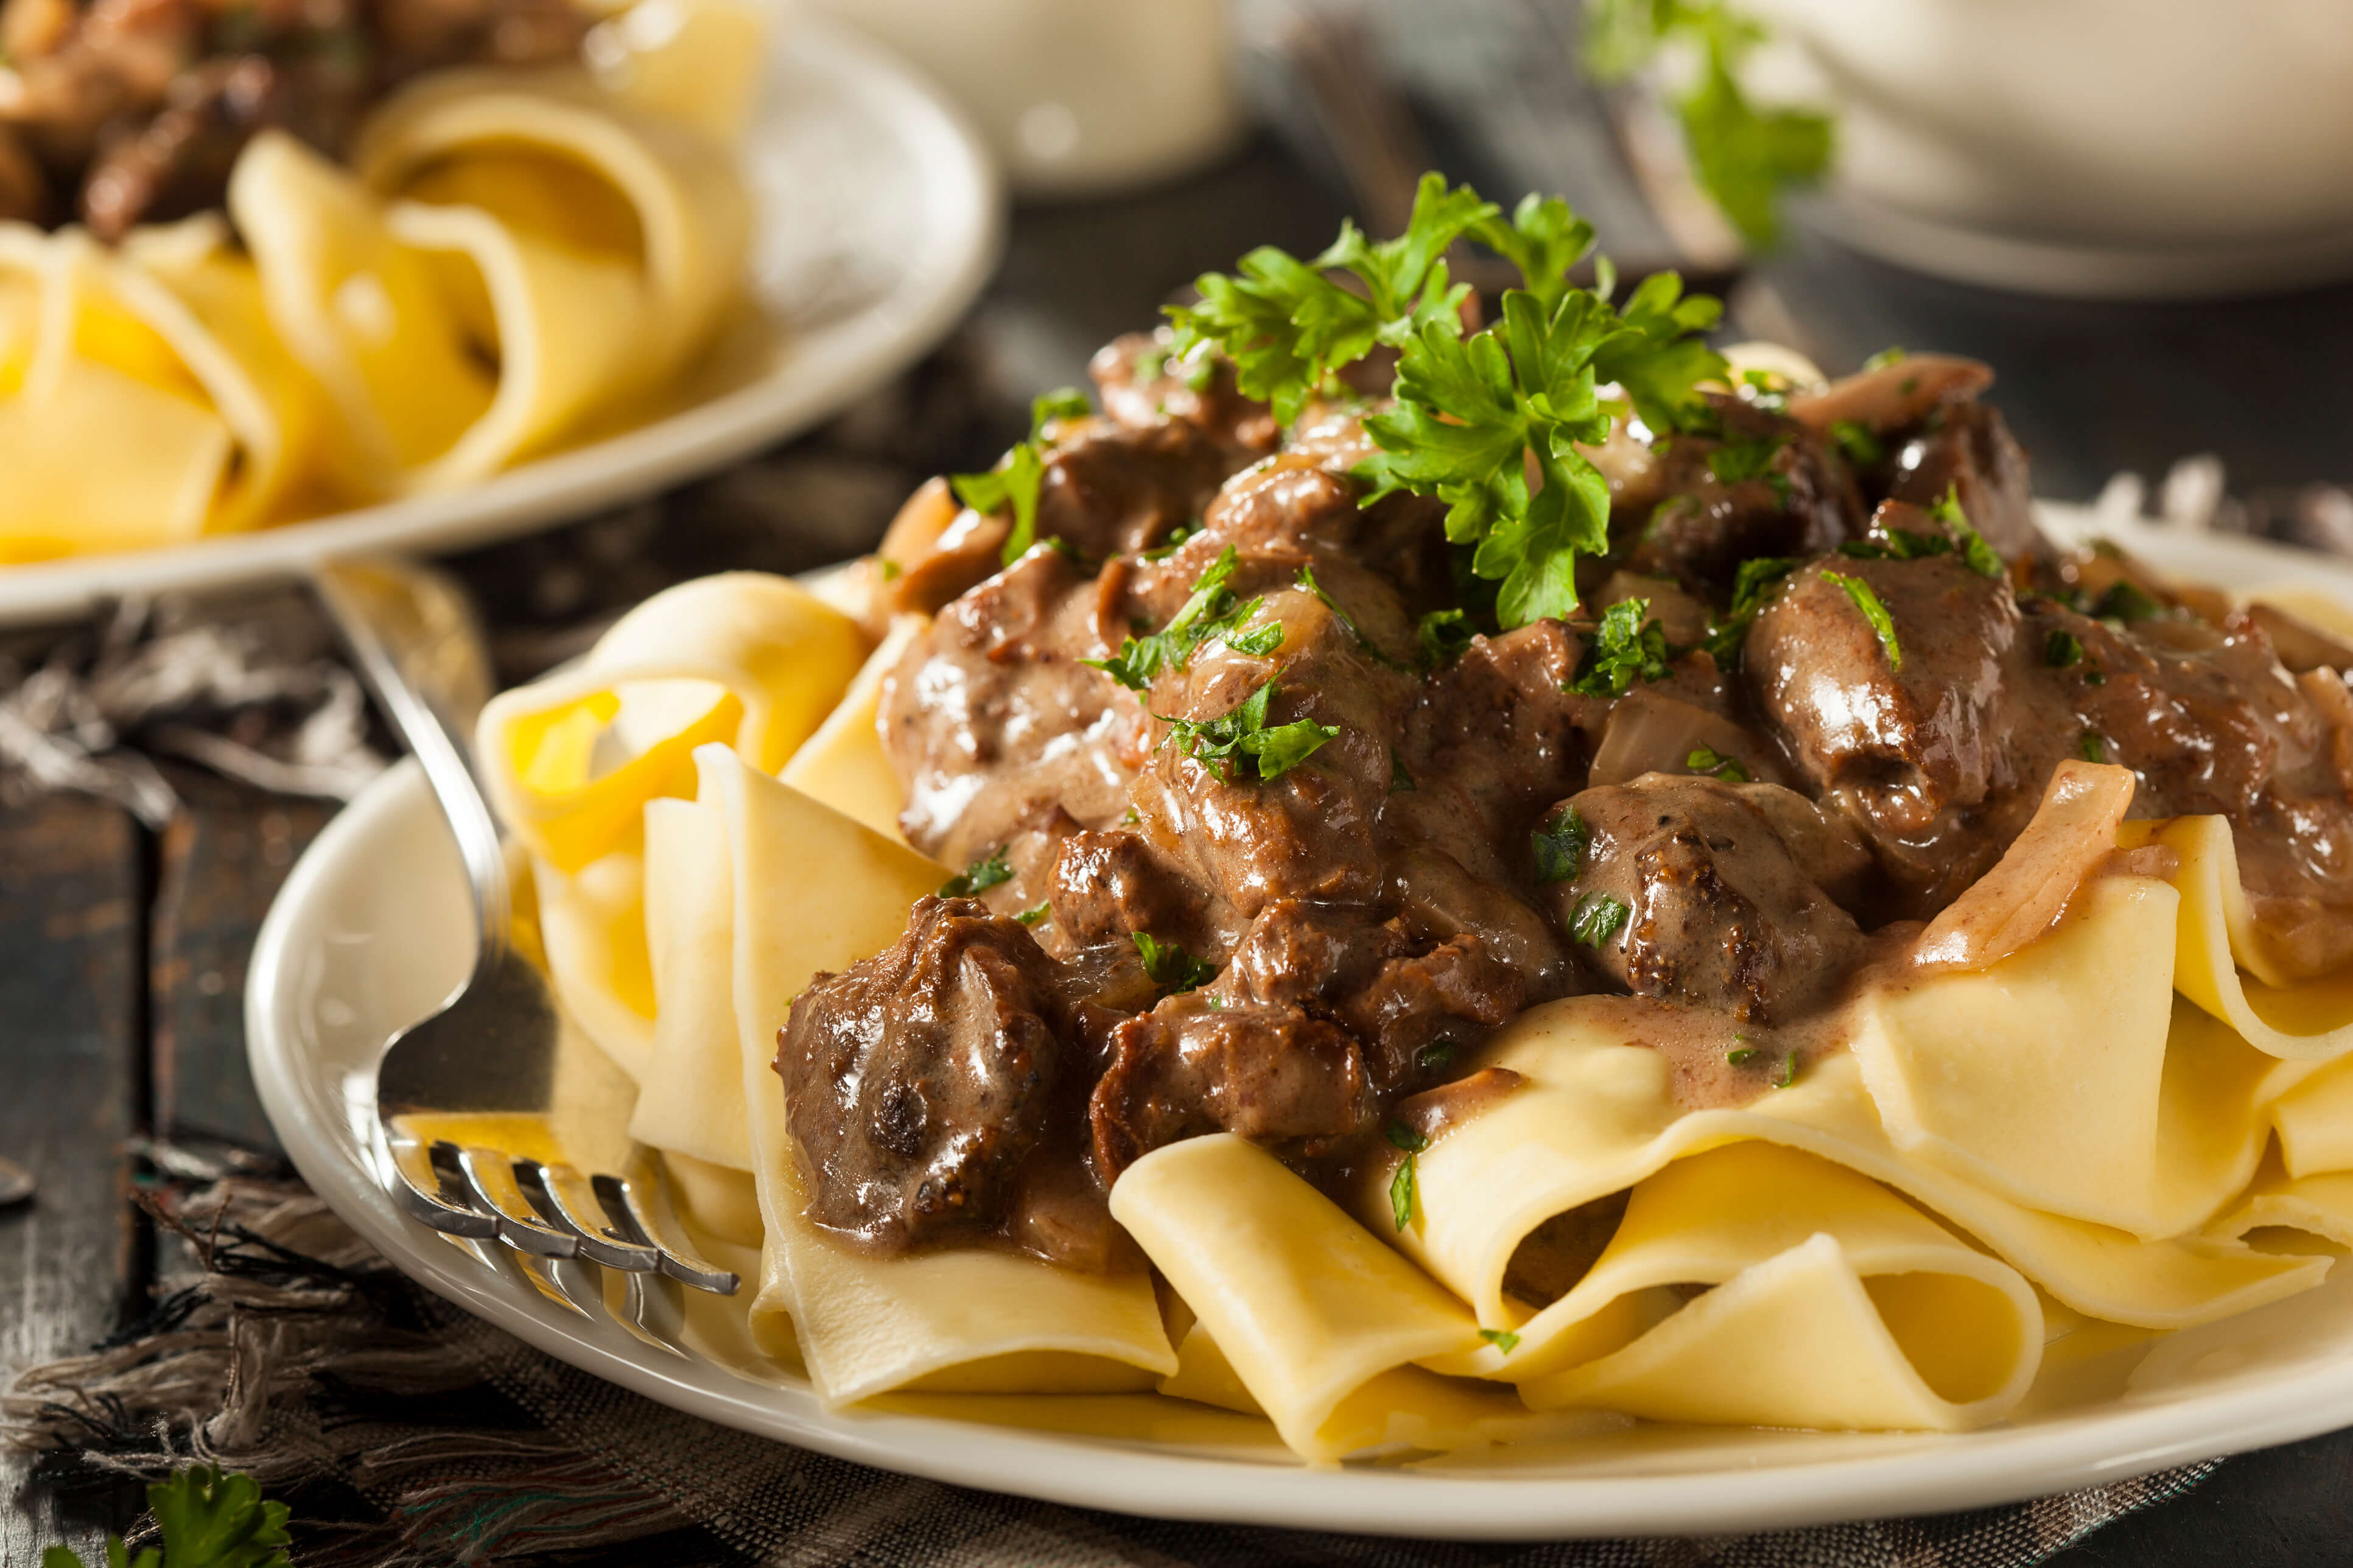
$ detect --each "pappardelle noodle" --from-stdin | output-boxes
[475,180,2353,1464]
[0,0,760,561]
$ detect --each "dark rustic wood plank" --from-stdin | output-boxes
[149,766,329,1153]
[0,791,148,1563]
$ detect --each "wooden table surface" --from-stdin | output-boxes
[8,5,2353,1558]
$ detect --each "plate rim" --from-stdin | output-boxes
[0,13,1003,627]
[245,517,2353,1539]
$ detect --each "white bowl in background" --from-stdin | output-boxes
[1753,0,2353,297]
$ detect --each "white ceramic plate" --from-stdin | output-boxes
[0,14,999,626]
[245,515,2353,1539]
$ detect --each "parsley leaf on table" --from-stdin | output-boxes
[950,388,1093,566]
[45,1466,293,1568]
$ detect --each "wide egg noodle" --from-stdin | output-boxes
[476,572,868,874]
[228,131,497,499]
[1112,1132,1509,1463]
[530,844,655,1080]
[777,614,929,842]
[354,68,748,421]
[583,0,769,145]
[629,797,752,1171]
[1856,875,2266,1238]
[1482,1143,2041,1431]
[1395,1003,2323,1339]
[2130,814,2353,1057]
[0,223,302,555]
[696,745,1176,1402]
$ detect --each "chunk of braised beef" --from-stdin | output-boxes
[1048,827,1212,953]
[1036,416,1232,561]
[776,897,1108,1262]
[1334,933,1526,1088]
[1744,551,2051,917]
[1621,396,1862,593]
[1090,329,1281,460]
[1089,998,1373,1181]
[1546,777,1871,1022]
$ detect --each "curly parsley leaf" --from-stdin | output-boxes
[939,847,1014,898]
[1823,570,1903,671]
[46,1466,295,1568]
[949,387,1094,567]
[1586,0,1831,250]
[1166,173,1495,425]
[1157,680,1339,783]
[1134,931,1219,993]
[1569,597,1675,698]
[1532,805,1588,883]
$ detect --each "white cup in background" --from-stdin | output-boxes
[804,0,1246,198]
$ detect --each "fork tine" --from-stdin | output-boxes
[519,1159,661,1272]
[594,1158,741,1295]
[405,1140,500,1237]
[453,1144,582,1258]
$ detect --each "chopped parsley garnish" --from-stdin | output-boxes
[1087,546,1273,690]
[1727,1046,1760,1065]
[1390,748,1417,792]
[1569,598,1675,698]
[1828,419,1883,466]
[1568,891,1630,948]
[1706,433,1790,503]
[1014,904,1050,928]
[2078,730,2108,763]
[1417,607,1475,669]
[1930,484,2005,579]
[1531,805,1588,883]
[950,388,1092,566]
[2045,629,2085,668]
[1297,564,1402,667]
[1418,1038,1458,1073]
[1837,529,1947,562]
[1704,555,1799,662]
[878,558,903,582]
[1582,0,1831,248]
[1133,931,1218,993]
[1138,523,1196,562]
[939,847,1012,898]
[1686,744,1750,782]
[1479,1327,1522,1354]
[1157,680,1339,782]
[1865,346,1908,371]
[1386,1120,1432,1232]
[1772,1050,1799,1088]
[1170,175,1727,629]
[2094,580,2166,623]
[1822,570,1902,671]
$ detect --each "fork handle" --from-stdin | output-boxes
[315,558,510,978]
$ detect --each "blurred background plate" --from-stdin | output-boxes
[0,13,1000,628]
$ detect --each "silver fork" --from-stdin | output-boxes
[312,558,740,1328]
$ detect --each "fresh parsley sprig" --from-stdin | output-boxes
[45,1466,292,1568]
[1568,598,1675,698]
[1582,0,1832,250]
[950,387,1093,567]
[1169,177,1727,629]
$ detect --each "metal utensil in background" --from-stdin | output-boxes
[312,556,737,1349]
[0,1154,32,1208]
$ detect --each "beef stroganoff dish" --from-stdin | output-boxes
[472,180,2353,1465]
[0,0,757,558]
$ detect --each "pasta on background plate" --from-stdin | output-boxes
[474,181,2353,1466]
[0,0,760,560]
